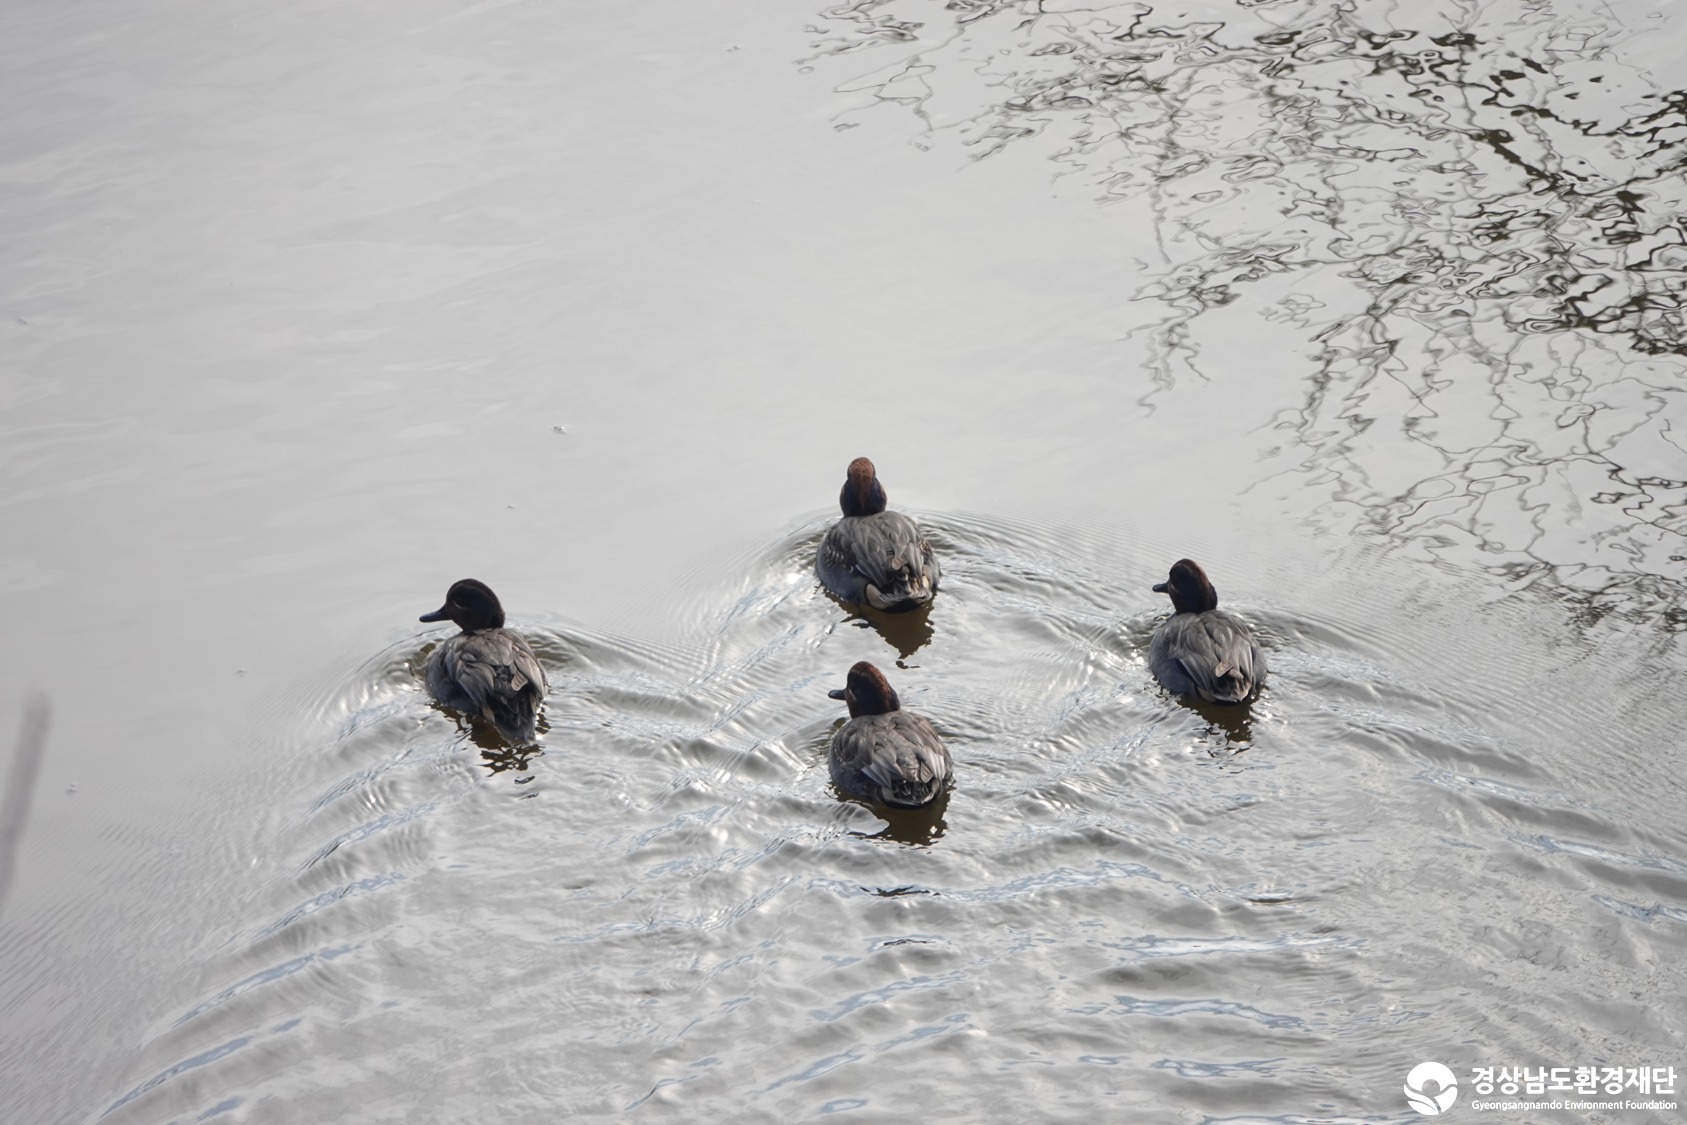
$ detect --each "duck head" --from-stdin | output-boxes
[839,457,888,518]
[826,660,901,718]
[419,578,506,632]
[1153,559,1219,614]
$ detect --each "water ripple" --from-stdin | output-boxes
[1072,993,1309,1031]
[88,511,1687,1122]
[809,0,1687,625]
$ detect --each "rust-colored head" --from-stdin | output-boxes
[1152,559,1219,614]
[826,660,901,717]
[839,457,888,517]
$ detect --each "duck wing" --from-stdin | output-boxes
[1152,611,1265,704]
[433,629,549,742]
[831,711,952,807]
[817,512,939,611]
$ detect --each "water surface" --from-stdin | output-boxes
[0,0,1683,1122]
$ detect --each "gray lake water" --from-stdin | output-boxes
[2,0,1685,1121]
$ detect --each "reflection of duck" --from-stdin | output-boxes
[419,579,549,745]
[826,661,951,808]
[1149,560,1266,704]
[816,458,939,613]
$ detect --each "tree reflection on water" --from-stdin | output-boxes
[807,0,1687,627]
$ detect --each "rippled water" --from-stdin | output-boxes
[83,520,1687,1122]
[813,0,1687,626]
[1,0,1684,1122]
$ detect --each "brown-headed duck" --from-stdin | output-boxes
[816,457,939,613]
[826,661,951,807]
[418,579,549,744]
[1148,559,1266,704]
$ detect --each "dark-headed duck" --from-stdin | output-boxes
[418,579,549,744]
[816,457,939,613]
[1148,559,1266,704]
[825,661,951,807]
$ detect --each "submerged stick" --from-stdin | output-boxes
[0,694,50,915]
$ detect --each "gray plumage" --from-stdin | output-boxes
[818,511,940,612]
[419,579,549,745]
[816,457,939,613]
[1148,559,1266,704]
[827,662,952,808]
[425,629,549,743]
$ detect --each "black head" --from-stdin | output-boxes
[419,578,506,632]
[1152,558,1219,614]
[839,457,888,518]
[826,660,902,718]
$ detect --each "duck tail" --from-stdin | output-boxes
[484,686,540,745]
[1211,661,1252,704]
[863,565,933,612]
[885,776,940,807]
[887,558,932,605]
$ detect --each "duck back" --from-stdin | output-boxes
[817,512,939,613]
[1149,610,1265,704]
[829,710,952,808]
[425,628,549,744]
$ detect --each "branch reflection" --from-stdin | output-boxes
[810,0,1687,627]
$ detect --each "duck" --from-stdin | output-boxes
[1148,559,1266,704]
[418,579,549,744]
[826,661,951,808]
[816,457,939,613]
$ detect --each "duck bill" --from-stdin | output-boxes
[827,689,847,700]
[1151,582,1168,593]
[419,606,451,622]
